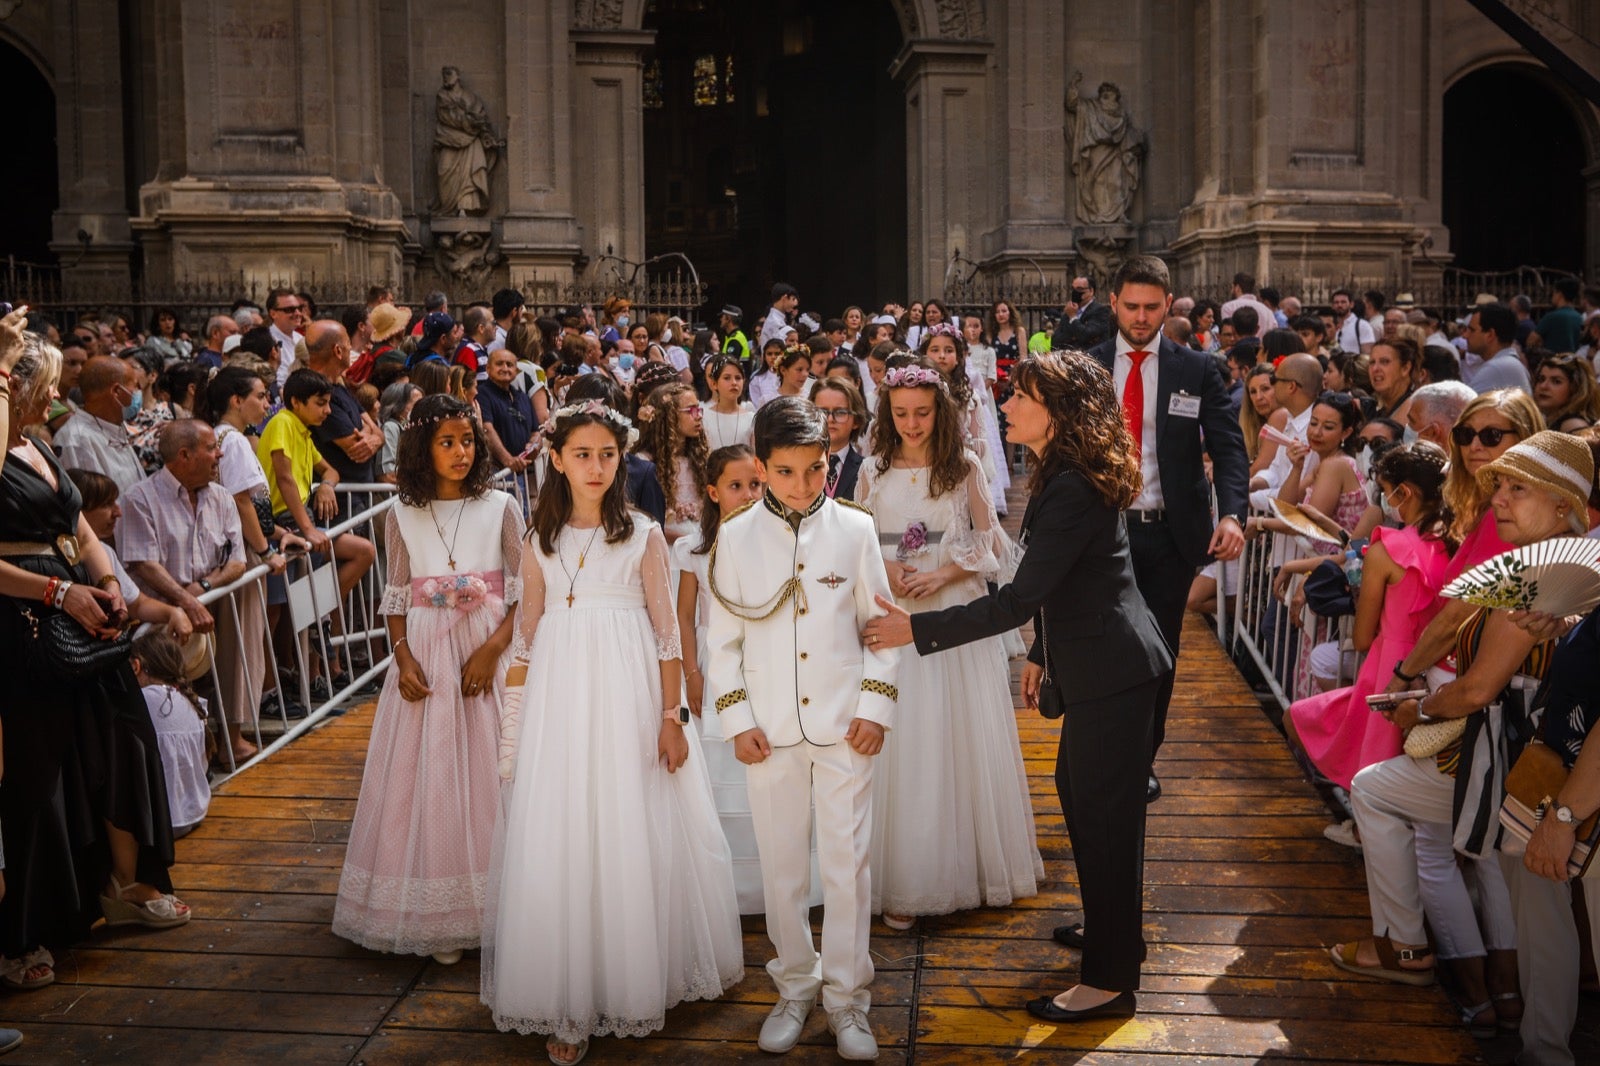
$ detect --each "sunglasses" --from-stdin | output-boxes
[1451,425,1517,448]
[273,303,305,314]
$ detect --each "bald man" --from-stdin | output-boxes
[303,320,382,502]
[1249,352,1322,502]
[55,356,145,492]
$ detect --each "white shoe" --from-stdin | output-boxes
[431,949,463,965]
[828,1007,878,1061]
[758,995,815,1054]
[1323,819,1361,850]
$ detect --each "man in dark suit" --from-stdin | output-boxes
[1086,255,1250,802]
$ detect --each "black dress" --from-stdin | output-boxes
[0,439,176,956]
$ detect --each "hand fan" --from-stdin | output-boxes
[1442,538,1600,616]
[1270,498,1338,544]
[1260,424,1299,448]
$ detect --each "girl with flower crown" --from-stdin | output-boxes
[333,393,525,966]
[859,359,1042,930]
[483,399,742,1065]
[920,322,1007,503]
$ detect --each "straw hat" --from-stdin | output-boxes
[1393,292,1416,309]
[1477,430,1595,523]
[369,303,411,343]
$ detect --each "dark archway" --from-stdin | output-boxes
[1442,64,1586,274]
[0,39,59,266]
[642,0,907,321]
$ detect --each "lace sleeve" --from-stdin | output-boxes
[642,525,684,661]
[945,453,1005,578]
[499,494,526,605]
[379,507,412,615]
[510,534,546,664]
[855,457,877,509]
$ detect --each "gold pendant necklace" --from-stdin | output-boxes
[559,525,604,608]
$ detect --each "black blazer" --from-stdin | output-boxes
[1086,335,1250,569]
[911,470,1173,706]
[833,448,864,502]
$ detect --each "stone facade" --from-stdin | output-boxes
[4,0,1596,304]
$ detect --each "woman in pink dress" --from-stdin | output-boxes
[1288,442,1453,790]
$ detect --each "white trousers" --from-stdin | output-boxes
[1500,852,1600,1066]
[1351,753,1514,954]
[746,739,874,1013]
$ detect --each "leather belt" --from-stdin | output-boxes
[1127,508,1167,523]
[0,535,82,564]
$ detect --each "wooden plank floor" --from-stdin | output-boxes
[4,483,1508,1063]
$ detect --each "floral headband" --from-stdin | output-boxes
[882,365,948,393]
[537,399,640,450]
[924,322,962,342]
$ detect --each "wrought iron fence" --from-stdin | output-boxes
[521,268,709,324]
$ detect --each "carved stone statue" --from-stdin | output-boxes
[1064,73,1145,225]
[433,66,504,217]
[434,229,502,288]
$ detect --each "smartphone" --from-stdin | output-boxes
[1366,690,1430,711]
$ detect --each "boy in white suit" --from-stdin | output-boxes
[706,397,900,1061]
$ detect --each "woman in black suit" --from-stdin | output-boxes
[863,351,1172,1020]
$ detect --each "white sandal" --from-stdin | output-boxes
[100,875,191,929]
[546,1037,589,1065]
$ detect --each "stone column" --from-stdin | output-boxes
[49,0,136,295]
[500,1,583,297]
[978,0,1070,277]
[892,38,994,300]
[568,26,655,302]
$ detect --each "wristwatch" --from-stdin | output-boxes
[1554,804,1576,826]
[197,578,212,593]
[664,705,690,724]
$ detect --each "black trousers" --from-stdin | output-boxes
[1056,675,1160,992]
[1125,517,1194,758]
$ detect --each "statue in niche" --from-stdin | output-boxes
[434,230,503,289]
[1064,73,1145,225]
[433,66,504,216]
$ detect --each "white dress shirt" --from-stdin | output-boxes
[269,324,299,388]
[1114,333,1163,511]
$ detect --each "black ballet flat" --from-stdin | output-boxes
[1025,991,1137,1023]
[1052,922,1086,948]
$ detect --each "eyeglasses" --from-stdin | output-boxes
[679,404,703,418]
[1451,425,1518,448]
[815,407,854,422]
[1270,376,1294,386]
[273,303,304,314]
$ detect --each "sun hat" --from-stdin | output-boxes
[369,303,411,343]
[1476,430,1595,524]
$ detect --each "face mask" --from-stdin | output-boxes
[619,353,635,370]
[1379,486,1404,524]
[662,328,674,344]
[615,315,630,329]
[122,389,143,422]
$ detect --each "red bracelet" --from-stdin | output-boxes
[41,576,59,605]
[0,366,11,380]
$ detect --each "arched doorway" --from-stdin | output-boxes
[642,0,907,320]
[1442,64,1588,274]
[0,38,59,266]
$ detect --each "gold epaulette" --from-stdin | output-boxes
[724,499,760,522]
[836,498,873,516]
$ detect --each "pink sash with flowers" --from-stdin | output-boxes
[410,571,505,612]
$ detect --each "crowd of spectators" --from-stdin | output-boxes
[0,268,1597,1059]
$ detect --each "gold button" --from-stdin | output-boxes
[800,652,808,660]
[798,607,808,615]
[797,563,805,572]
[801,697,810,706]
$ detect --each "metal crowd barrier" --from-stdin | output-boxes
[1228,508,1360,713]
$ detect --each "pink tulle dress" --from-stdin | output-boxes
[332,490,524,955]
[1288,525,1451,790]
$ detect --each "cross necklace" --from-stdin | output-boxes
[558,525,604,608]
[428,498,469,570]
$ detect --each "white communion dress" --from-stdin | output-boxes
[482,519,743,1044]
[859,453,1043,916]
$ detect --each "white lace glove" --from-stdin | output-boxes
[498,675,525,781]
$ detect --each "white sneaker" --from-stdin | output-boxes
[1323,819,1361,850]
[828,1007,878,1061]
[758,995,815,1054]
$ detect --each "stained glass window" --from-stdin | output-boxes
[643,58,664,110]
[692,55,718,107]
[722,54,735,104]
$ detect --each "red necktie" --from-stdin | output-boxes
[1123,350,1151,462]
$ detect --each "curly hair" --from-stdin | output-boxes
[633,382,707,517]
[1010,352,1141,508]
[393,394,496,506]
[868,358,970,498]
[1444,388,1546,542]
[529,407,636,555]
[917,326,973,410]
